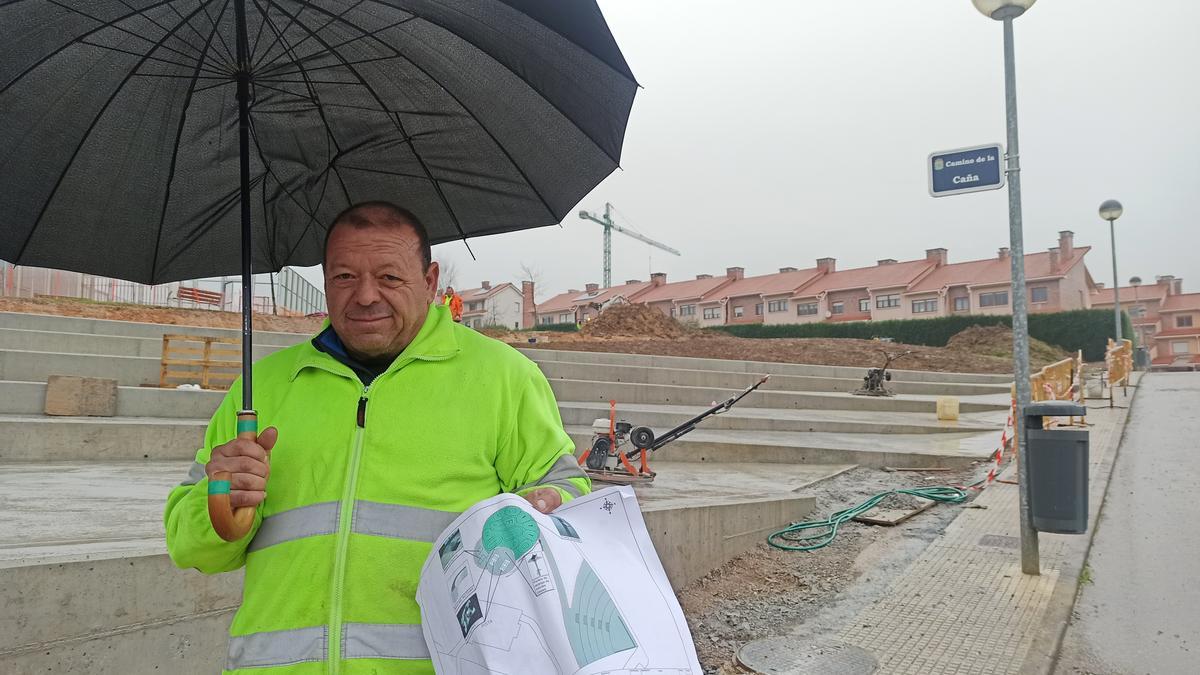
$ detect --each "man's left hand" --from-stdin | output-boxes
[523,488,562,514]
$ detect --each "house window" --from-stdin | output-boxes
[1130,305,1146,318]
[679,304,696,316]
[875,294,900,309]
[755,303,763,316]
[670,306,676,317]
[980,291,1009,307]
[703,307,721,320]
[1177,315,1194,328]
[733,306,744,318]
[912,299,938,314]
[797,303,818,316]
[468,301,483,311]
[859,298,870,313]
[540,316,551,325]
[1172,341,1190,355]
[767,299,788,312]
[1030,286,1048,303]
[559,313,570,323]
[831,301,844,315]
[954,296,969,311]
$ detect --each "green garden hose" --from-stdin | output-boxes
[767,486,969,552]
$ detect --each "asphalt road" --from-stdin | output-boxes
[1055,372,1200,675]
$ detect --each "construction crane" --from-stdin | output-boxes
[578,203,681,288]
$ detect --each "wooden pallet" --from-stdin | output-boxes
[160,334,240,390]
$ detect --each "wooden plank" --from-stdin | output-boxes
[853,498,934,526]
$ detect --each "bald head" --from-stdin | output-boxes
[324,201,431,271]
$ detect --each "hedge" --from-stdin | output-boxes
[532,322,579,332]
[709,309,1133,361]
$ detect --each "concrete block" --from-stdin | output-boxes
[44,375,118,417]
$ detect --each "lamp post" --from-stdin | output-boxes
[972,0,1039,575]
[1100,199,1125,341]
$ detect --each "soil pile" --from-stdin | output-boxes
[579,303,691,339]
[946,325,1068,367]
[0,296,322,333]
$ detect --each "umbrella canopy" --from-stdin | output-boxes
[0,0,637,284]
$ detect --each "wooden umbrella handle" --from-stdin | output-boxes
[208,410,261,542]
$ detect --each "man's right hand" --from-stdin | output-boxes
[205,427,278,508]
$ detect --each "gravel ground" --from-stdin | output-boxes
[676,464,986,673]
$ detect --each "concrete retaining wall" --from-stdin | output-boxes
[0,495,811,673]
[0,311,308,346]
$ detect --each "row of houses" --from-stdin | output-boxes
[1090,276,1200,367]
[533,231,1093,328]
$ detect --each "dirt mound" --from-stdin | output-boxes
[579,303,689,339]
[0,296,322,333]
[946,325,1068,367]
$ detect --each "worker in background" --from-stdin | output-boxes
[443,285,463,322]
[164,201,588,674]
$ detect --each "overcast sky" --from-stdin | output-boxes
[300,0,1199,301]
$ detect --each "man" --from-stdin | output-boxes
[164,201,588,674]
[442,285,463,323]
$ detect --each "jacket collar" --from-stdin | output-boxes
[290,303,460,382]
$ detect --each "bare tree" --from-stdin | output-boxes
[437,258,458,292]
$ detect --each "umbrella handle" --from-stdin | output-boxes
[207,410,261,542]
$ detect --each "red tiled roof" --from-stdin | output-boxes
[708,268,825,303]
[1091,284,1167,306]
[637,276,732,303]
[798,259,934,296]
[1160,293,1200,313]
[907,247,1090,293]
[535,281,651,314]
[457,282,515,302]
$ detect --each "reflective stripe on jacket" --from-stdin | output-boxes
[164,303,588,674]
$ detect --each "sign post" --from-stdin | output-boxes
[928,144,1005,197]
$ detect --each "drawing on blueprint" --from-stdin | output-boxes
[417,486,702,675]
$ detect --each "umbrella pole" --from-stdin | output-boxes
[210,0,259,542]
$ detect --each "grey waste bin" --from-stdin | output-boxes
[1134,346,1150,370]
[1025,402,1088,534]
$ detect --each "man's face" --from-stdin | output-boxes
[324,218,439,362]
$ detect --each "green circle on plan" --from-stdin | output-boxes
[481,506,539,560]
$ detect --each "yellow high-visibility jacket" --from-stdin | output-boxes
[164,303,588,674]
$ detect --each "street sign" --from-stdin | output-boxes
[928,143,1005,197]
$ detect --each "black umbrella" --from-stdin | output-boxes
[1,0,636,537]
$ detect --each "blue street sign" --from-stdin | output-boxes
[928,143,1005,197]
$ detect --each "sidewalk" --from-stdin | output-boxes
[824,378,1137,674]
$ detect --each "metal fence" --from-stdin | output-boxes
[1,261,325,316]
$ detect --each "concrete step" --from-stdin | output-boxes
[0,310,309,346]
[569,425,1000,469]
[549,378,1011,414]
[0,326,289,360]
[558,401,1004,436]
[0,415,205,461]
[0,460,818,671]
[0,348,168,387]
[0,380,224,418]
[521,347,1013,385]
[537,358,1010,397]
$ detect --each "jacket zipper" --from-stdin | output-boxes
[329,385,370,674]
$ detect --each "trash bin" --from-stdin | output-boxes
[1134,346,1150,370]
[1025,402,1088,534]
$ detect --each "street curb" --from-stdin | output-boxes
[1018,377,1141,675]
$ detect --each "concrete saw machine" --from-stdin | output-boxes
[578,375,770,484]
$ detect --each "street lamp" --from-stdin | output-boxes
[1100,199,1124,342]
[972,0,1039,575]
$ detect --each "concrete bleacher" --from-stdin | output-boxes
[0,311,1010,671]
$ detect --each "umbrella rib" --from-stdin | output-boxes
[258,54,405,81]
[149,0,230,282]
[43,0,228,77]
[256,0,558,230]
[11,0,222,264]
[3,0,224,98]
[251,2,343,262]
[255,11,417,77]
[359,0,629,165]
[250,1,352,264]
[158,2,215,59]
[76,39,230,79]
[194,0,239,67]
